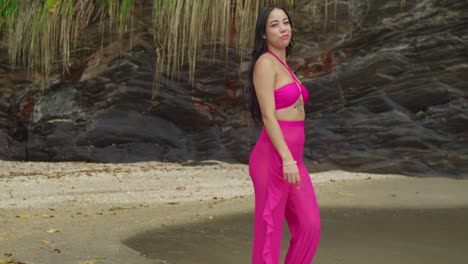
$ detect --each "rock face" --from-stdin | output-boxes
[296,0,468,177]
[0,46,252,163]
[0,0,467,177]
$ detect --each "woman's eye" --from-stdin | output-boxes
[284,21,290,25]
[271,24,278,27]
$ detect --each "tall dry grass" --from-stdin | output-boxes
[0,0,409,95]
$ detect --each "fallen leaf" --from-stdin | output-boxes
[15,215,29,219]
[175,186,186,191]
[77,261,95,264]
[41,214,54,218]
[52,248,61,253]
[41,240,53,245]
[0,258,13,264]
[0,257,25,264]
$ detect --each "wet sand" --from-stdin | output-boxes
[124,207,468,264]
[122,177,468,264]
[1,161,467,264]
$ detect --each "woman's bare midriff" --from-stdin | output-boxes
[275,103,305,121]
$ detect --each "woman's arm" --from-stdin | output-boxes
[253,55,300,185]
[253,56,293,161]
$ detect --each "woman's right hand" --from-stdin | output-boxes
[283,162,301,188]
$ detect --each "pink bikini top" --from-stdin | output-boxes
[268,51,309,110]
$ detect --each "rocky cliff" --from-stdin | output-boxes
[0,0,466,177]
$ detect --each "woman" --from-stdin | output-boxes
[248,6,321,264]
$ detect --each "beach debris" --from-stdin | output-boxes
[40,239,60,254]
[40,214,54,218]
[176,186,186,191]
[15,215,29,219]
[93,256,106,262]
[46,228,60,233]
[77,261,95,264]
[0,236,4,240]
[108,206,126,211]
[0,257,25,264]
[40,240,53,245]
[209,216,214,220]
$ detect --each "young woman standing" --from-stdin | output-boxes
[248,6,321,264]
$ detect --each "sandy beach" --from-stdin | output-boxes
[0,160,467,264]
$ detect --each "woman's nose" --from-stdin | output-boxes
[279,24,286,32]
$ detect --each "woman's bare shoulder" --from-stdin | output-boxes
[254,53,275,74]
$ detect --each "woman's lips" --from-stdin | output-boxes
[281,35,289,40]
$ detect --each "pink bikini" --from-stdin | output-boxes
[268,50,309,110]
[248,51,321,264]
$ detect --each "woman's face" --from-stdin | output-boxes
[264,8,291,50]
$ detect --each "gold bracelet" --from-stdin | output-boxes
[282,160,297,166]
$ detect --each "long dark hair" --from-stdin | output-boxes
[248,6,295,124]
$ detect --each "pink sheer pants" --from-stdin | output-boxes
[248,120,321,264]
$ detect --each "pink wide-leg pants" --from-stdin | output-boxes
[248,120,321,264]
